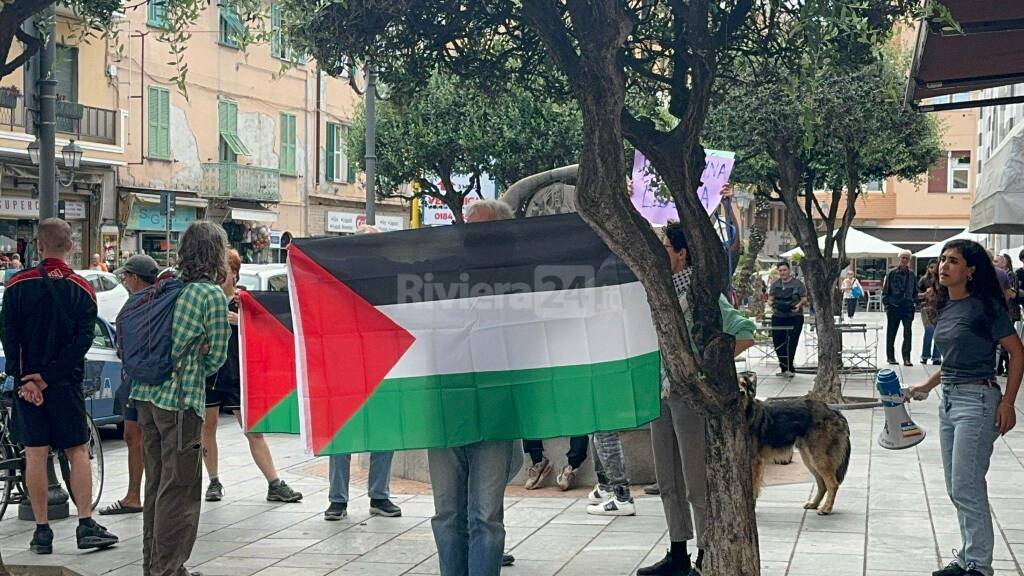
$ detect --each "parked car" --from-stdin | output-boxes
[238,264,288,292]
[76,270,130,323]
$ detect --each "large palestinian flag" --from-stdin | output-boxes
[254,213,662,455]
[239,290,299,434]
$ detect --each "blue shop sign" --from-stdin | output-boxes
[128,204,197,232]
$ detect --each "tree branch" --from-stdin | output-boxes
[0,27,43,79]
[521,0,582,81]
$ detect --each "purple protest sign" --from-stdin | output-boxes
[630,149,736,225]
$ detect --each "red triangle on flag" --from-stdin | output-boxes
[239,290,296,432]
[289,246,416,454]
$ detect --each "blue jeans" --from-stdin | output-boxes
[428,441,517,576]
[939,384,1002,576]
[329,452,394,503]
[922,322,942,361]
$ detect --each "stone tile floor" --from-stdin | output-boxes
[2,312,1023,575]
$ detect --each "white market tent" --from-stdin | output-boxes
[780,227,905,260]
[913,229,988,260]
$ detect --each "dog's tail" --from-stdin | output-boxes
[836,413,852,484]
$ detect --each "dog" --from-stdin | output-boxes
[738,372,851,515]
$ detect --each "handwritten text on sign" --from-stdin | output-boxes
[630,149,735,225]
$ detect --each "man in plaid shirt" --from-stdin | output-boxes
[130,221,230,576]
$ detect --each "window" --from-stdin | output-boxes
[864,179,884,193]
[219,1,244,48]
[949,151,971,192]
[270,4,298,61]
[148,86,171,160]
[279,112,297,176]
[54,46,78,104]
[148,0,168,28]
[952,92,971,103]
[325,122,354,183]
[218,98,249,161]
[93,319,114,349]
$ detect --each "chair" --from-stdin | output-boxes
[866,291,883,312]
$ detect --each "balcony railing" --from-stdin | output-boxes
[201,162,281,202]
[0,91,118,145]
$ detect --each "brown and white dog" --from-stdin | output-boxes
[738,372,851,515]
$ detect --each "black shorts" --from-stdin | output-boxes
[113,380,138,423]
[12,383,90,449]
[205,387,241,411]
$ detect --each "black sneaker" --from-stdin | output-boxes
[502,554,515,567]
[933,359,942,366]
[637,550,691,575]
[932,560,966,576]
[887,359,898,365]
[205,479,224,502]
[30,526,53,555]
[267,480,303,503]
[324,502,348,521]
[76,519,119,550]
[904,361,914,367]
[643,483,660,496]
[369,498,402,517]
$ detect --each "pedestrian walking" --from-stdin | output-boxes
[90,253,109,272]
[883,250,917,366]
[841,269,863,320]
[522,437,589,491]
[637,222,755,576]
[202,249,303,505]
[0,218,119,554]
[919,260,943,365]
[130,221,231,576]
[768,261,807,377]
[908,239,1023,576]
[99,255,161,517]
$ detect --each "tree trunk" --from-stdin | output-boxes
[733,191,770,319]
[802,258,844,403]
[704,408,760,575]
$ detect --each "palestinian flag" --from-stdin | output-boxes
[286,213,662,455]
[239,290,300,434]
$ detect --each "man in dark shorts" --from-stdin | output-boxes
[0,218,119,554]
[99,255,160,517]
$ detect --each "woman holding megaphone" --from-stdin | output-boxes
[908,239,1023,576]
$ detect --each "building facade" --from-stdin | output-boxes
[977,84,1024,255]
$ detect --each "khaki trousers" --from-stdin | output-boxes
[650,394,708,547]
[137,401,203,576]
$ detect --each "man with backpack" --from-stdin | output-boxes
[125,221,230,576]
[0,218,119,554]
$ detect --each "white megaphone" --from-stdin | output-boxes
[876,369,926,450]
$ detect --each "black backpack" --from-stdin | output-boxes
[116,277,185,385]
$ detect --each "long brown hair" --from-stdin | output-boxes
[178,221,229,285]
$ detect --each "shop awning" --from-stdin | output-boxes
[231,207,278,223]
[906,1,1024,112]
[969,127,1024,234]
[133,193,208,209]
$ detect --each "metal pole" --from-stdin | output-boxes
[38,6,58,220]
[364,64,377,226]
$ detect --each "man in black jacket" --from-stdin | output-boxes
[0,218,118,554]
[883,250,918,366]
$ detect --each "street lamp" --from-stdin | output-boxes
[28,138,83,186]
[27,138,40,165]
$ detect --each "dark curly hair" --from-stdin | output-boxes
[936,239,1006,322]
[178,221,228,285]
[664,221,690,265]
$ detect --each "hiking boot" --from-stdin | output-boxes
[586,496,636,516]
[370,498,403,517]
[587,484,612,503]
[524,457,552,490]
[76,519,119,550]
[205,479,224,502]
[324,502,348,521]
[30,526,53,555]
[502,554,515,566]
[643,483,660,496]
[267,480,303,503]
[637,550,691,575]
[556,465,577,491]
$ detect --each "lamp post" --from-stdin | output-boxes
[29,139,84,195]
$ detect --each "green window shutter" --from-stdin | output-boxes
[325,122,337,181]
[148,0,167,28]
[220,2,243,48]
[219,98,249,156]
[346,126,356,183]
[271,5,283,58]
[280,113,296,175]
[148,86,170,160]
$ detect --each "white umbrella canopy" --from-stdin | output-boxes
[780,227,905,260]
[913,229,988,260]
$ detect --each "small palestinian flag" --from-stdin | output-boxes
[239,290,299,434]
[284,213,662,455]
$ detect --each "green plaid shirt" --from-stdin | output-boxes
[130,282,230,418]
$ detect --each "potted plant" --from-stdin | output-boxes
[0,86,21,109]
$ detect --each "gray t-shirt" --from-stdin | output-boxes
[769,277,807,318]
[934,296,1015,385]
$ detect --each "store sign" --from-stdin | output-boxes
[326,211,405,234]
[0,197,86,220]
[420,174,497,226]
[127,204,198,232]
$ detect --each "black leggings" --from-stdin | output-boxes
[771,315,804,372]
[844,298,857,318]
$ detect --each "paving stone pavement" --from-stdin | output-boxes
[2,312,1023,575]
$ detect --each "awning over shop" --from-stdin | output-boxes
[133,193,208,209]
[906,1,1024,112]
[231,207,278,223]
[969,127,1024,234]
[126,193,206,233]
[781,227,905,260]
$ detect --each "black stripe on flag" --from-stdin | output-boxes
[246,290,293,332]
[290,213,638,306]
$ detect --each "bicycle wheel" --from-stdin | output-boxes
[59,416,104,512]
[0,440,17,521]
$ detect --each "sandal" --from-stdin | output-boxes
[98,500,143,516]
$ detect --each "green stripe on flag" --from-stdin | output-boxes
[250,389,301,434]
[320,351,661,455]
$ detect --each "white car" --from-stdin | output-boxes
[76,270,130,323]
[238,264,288,292]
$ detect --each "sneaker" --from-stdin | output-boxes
[502,554,515,567]
[643,483,660,496]
[524,457,552,490]
[370,498,403,517]
[76,519,119,550]
[205,479,224,502]
[324,502,348,521]
[267,480,303,503]
[933,359,942,366]
[556,465,577,491]
[637,550,691,575]
[904,360,914,367]
[587,484,612,503]
[586,496,636,516]
[786,371,797,378]
[775,369,789,376]
[30,526,53,555]
[932,550,966,576]
[887,359,898,365]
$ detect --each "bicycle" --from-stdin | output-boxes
[0,373,105,521]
